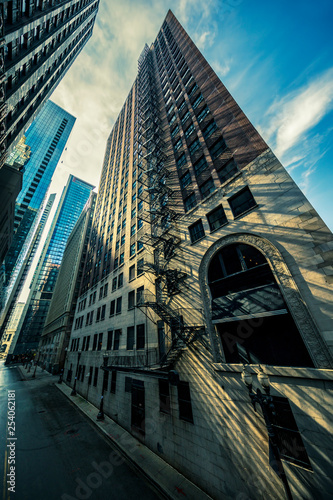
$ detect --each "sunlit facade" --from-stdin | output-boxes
[65,11,333,500]
[12,175,94,355]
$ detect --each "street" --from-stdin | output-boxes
[0,361,160,500]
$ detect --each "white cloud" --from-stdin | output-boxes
[263,68,333,159]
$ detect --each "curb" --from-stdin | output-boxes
[55,381,214,500]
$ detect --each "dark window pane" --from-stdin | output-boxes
[200,177,215,198]
[189,220,205,243]
[207,205,227,231]
[159,379,171,414]
[127,326,134,350]
[136,324,145,349]
[217,159,238,184]
[177,381,193,423]
[228,187,257,217]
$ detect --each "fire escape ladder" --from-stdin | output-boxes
[136,49,204,368]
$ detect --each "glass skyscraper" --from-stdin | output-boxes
[1,100,75,314]
[12,175,94,355]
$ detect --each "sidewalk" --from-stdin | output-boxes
[18,364,214,500]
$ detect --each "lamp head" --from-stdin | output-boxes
[241,369,253,391]
[258,368,270,393]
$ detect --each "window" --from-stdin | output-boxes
[203,120,217,140]
[130,243,136,257]
[127,326,134,350]
[116,297,122,314]
[180,171,191,189]
[171,125,179,138]
[189,138,200,155]
[128,290,135,310]
[197,105,209,122]
[103,284,108,297]
[193,156,208,176]
[93,367,99,387]
[178,381,193,423]
[110,300,115,316]
[137,258,144,276]
[209,138,226,160]
[114,329,121,350]
[86,336,90,351]
[189,220,205,243]
[184,123,195,138]
[200,177,215,199]
[116,240,120,251]
[107,330,113,350]
[138,200,143,211]
[112,277,117,291]
[192,94,204,109]
[218,159,239,184]
[110,370,117,394]
[228,187,257,218]
[103,370,109,392]
[270,396,312,470]
[137,286,144,306]
[101,304,106,321]
[159,379,171,414]
[118,273,123,288]
[129,265,135,281]
[131,207,136,219]
[99,287,103,300]
[119,253,124,265]
[114,258,119,270]
[136,324,145,350]
[181,110,190,123]
[174,138,182,151]
[184,192,196,212]
[131,224,136,236]
[138,219,143,230]
[96,307,101,322]
[176,153,186,169]
[207,205,228,231]
[92,333,98,351]
[97,332,103,351]
[169,114,176,125]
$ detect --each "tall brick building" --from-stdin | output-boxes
[65,11,333,499]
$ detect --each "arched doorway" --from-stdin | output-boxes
[207,242,314,367]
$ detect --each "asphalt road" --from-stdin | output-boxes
[0,360,160,500]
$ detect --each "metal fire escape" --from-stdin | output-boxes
[136,47,205,368]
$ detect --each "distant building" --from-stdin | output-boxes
[3,193,56,363]
[39,191,96,373]
[12,175,94,355]
[0,0,100,168]
[0,301,25,358]
[0,100,75,317]
[65,10,333,500]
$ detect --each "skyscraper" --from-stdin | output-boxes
[66,11,333,500]
[0,100,75,315]
[12,174,94,355]
[39,191,96,373]
[0,0,100,168]
[2,193,56,362]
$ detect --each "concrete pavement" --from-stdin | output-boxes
[18,364,214,500]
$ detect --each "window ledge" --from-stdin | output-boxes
[210,221,229,234]
[190,235,206,245]
[232,204,259,221]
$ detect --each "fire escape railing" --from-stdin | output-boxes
[135,48,205,368]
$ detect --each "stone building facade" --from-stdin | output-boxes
[65,10,333,500]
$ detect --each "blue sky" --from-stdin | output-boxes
[51,0,333,229]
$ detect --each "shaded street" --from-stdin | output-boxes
[0,361,160,500]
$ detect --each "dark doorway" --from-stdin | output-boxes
[131,380,145,436]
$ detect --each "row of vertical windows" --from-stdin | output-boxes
[188,187,257,243]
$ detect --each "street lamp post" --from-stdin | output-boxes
[71,350,82,396]
[241,367,293,500]
[97,353,109,421]
[58,347,68,384]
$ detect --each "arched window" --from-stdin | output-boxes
[208,243,313,367]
